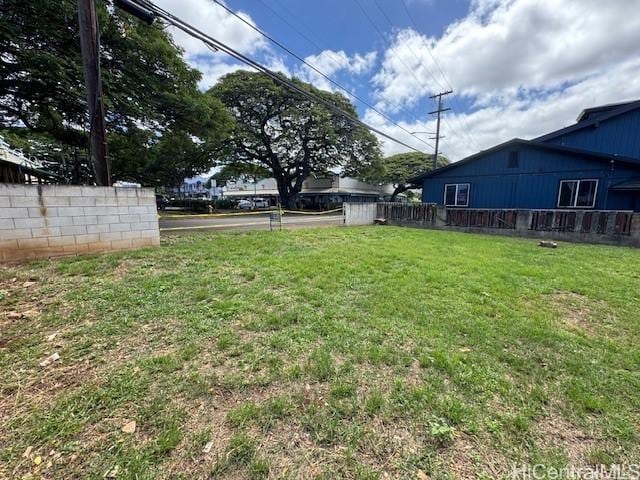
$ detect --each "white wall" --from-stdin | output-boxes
[0,184,160,262]
[343,202,377,226]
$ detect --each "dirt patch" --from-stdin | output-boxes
[535,414,597,465]
[439,433,509,479]
[364,418,423,471]
[548,292,606,335]
[159,382,327,479]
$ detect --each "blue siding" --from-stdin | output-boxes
[422,145,640,211]
[542,109,640,159]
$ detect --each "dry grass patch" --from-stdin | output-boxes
[548,291,612,336]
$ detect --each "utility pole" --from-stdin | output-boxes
[428,90,452,172]
[77,0,110,186]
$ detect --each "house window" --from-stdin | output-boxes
[557,179,598,208]
[507,151,519,168]
[444,183,470,207]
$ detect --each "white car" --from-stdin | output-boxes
[253,198,269,208]
[238,199,253,209]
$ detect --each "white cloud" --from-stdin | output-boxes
[374,0,640,108]
[194,60,245,90]
[154,0,271,89]
[296,50,377,91]
[369,57,640,160]
[369,0,640,160]
[155,0,267,58]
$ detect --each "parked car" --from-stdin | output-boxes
[238,198,270,210]
[253,198,270,208]
[155,194,169,210]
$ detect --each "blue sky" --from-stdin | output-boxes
[157,0,640,161]
[230,0,469,57]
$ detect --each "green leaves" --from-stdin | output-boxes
[346,151,449,200]
[0,0,232,186]
[209,71,380,207]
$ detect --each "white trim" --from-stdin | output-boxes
[557,179,598,208]
[444,183,470,207]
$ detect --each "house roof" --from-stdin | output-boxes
[533,99,640,143]
[576,100,640,122]
[610,178,640,191]
[0,137,58,180]
[408,138,640,183]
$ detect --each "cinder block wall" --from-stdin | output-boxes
[0,184,160,262]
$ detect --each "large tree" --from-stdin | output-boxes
[209,71,380,208]
[348,151,449,201]
[0,0,231,186]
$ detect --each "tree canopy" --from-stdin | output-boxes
[209,71,380,208]
[349,151,449,201]
[0,0,231,186]
[212,163,272,187]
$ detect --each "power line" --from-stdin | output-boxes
[257,0,434,136]
[350,0,481,157]
[373,0,481,154]
[399,0,454,92]
[399,0,484,152]
[256,0,348,77]
[130,0,428,154]
[372,0,448,94]
[211,0,435,150]
[352,0,434,103]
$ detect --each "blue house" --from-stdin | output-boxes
[413,100,640,212]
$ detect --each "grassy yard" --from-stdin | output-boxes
[1,227,639,479]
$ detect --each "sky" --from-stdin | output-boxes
[155,0,640,162]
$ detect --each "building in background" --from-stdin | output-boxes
[0,137,58,184]
[412,100,640,212]
[172,172,222,198]
[222,174,396,208]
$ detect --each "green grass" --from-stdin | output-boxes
[1,226,639,479]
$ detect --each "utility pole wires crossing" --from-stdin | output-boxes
[429,90,452,171]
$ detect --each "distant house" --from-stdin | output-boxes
[223,174,395,208]
[0,137,57,184]
[412,100,640,212]
[172,173,222,198]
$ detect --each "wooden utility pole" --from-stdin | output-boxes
[77,0,110,186]
[428,90,452,171]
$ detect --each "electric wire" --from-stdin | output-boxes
[133,0,428,153]
[211,0,435,150]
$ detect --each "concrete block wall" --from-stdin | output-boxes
[0,184,160,262]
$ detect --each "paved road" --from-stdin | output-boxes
[159,212,344,234]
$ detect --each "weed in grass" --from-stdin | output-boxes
[211,433,256,477]
[249,458,270,479]
[306,348,335,381]
[428,418,456,446]
[330,381,357,399]
[364,390,385,416]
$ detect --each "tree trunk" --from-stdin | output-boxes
[275,176,298,209]
[390,184,408,202]
[281,193,298,209]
